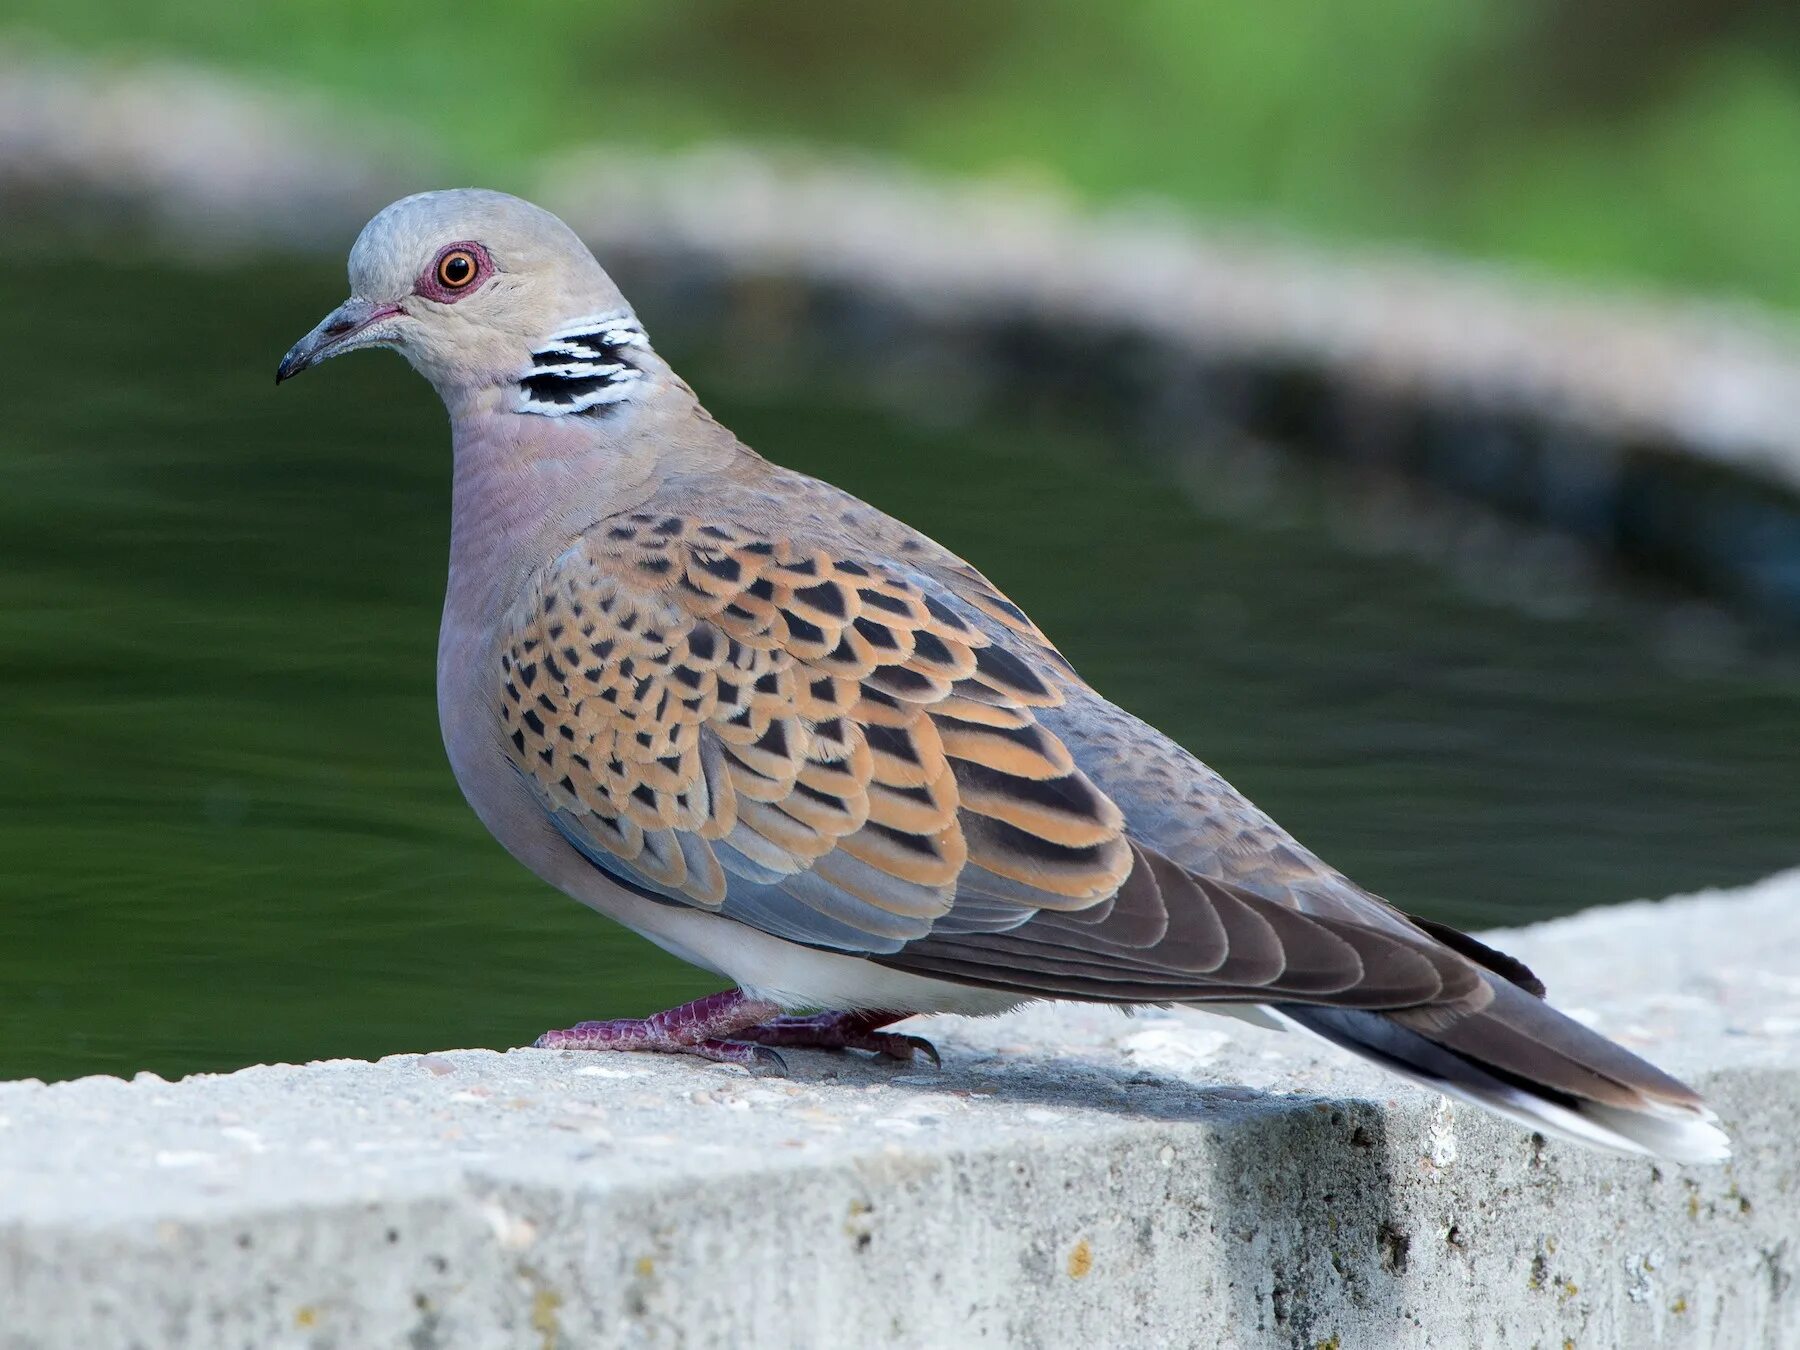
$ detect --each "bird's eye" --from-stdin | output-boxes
[437,249,478,289]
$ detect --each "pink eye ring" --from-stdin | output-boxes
[418,241,492,301]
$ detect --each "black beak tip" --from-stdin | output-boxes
[274,353,305,386]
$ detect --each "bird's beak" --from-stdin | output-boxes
[275,296,405,384]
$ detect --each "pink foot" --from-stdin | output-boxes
[736,1010,941,1067]
[533,995,939,1072]
[534,989,788,1072]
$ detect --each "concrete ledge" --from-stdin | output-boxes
[3,870,1796,1348]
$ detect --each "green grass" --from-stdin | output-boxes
[10,2,1800,307]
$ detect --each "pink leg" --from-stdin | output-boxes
[735,1010,940,1066]
[534,989,788,1071]
[534,996,939,1071]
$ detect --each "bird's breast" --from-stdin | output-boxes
[436,583,515,828]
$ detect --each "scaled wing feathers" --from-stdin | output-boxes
[499,509,1492,1015]
[500,512,1132,945]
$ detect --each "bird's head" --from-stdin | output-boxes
[277,189,654,416]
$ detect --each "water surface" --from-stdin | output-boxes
[3,256,1795,1081]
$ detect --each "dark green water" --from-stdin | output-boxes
[3,256,1796,1083]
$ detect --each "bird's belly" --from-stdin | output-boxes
[610,902,1030,1017]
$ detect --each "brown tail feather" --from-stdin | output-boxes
[1276,976,1727,1162]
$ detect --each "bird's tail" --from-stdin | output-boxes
[1272,976,1729,1163]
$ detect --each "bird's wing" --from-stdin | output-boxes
[499,510,1486,1010]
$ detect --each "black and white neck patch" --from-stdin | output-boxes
[516,311,648,417]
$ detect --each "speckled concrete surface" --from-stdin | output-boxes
[2,870,1795,1348]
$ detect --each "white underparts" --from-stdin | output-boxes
[516,310,648,417]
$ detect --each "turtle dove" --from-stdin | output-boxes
[276,189,1728,1162]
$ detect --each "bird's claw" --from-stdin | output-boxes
[735,1043,790,1076]
[867,1032,941,1067]
[734,1012,942,1068]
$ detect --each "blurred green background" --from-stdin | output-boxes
[3,5,1798,1082]
[14,0,1800,306]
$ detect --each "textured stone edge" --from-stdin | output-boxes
[2,869,1797,1349]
